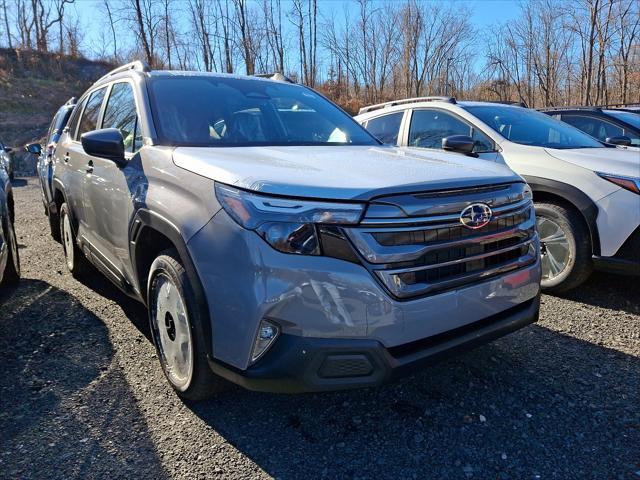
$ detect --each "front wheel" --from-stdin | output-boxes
[535,201,592,293]
[148,249,224,400]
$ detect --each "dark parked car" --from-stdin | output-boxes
[0,163,19,287]
[0,139,14,180]
[541,107,640,147]
[26,97,77,241]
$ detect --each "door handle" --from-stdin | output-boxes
[86,160,94,173]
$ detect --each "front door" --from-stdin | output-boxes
[83,81,144,284]
[406,108,500,162]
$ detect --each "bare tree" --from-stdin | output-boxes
[2,0,12,48]
[102,0,119,61]
[234,0,255,75]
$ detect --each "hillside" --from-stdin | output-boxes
[0,49,113,173]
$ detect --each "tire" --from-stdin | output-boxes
[535,201,592,293]
[59,203,89,278]
[1,214,20,285]
[147,249,223,401]
[48,210,61,243]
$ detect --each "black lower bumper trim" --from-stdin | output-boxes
[593,255,640,276]
[208,296,540,393]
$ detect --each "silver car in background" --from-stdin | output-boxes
[51,62,541,400]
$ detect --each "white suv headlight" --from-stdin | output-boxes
[596,172,640,195]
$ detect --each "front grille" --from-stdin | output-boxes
[345,183,538,299]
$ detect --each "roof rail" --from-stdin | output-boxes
[95,60,151,85]
[538,106,601,112]
[358,96,457,115]
[494,100,528,108]
[254,72,295,83]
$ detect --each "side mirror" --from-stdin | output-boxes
[81,128,125,165]
[605,135,632,147]
[4,147,12,153]
[25,143,42,155]
[442,135,476,156]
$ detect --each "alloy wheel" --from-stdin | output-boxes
[537,216,571,281]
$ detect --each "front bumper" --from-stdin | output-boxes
[189,209,541,373]
[593,226,640,275]
[208,296,540,393]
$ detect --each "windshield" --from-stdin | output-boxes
[148,76,378,147]
[605,110,640,129]
[465,105,603,149]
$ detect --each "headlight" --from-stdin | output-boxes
[215,183,364,255]
[596,172,640,195]
[523,183,533,200]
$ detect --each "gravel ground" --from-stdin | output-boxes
[1,179,639,480]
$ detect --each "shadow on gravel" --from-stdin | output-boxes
[78,265,151,339]
[189,325,640,479]
[551,271,640,315]
[0,279,167,480]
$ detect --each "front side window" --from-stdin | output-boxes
[78,88,107,139]
[148,76,378,147]
[102,82,142,153]
[465,105,603,149]
[366,112,403,145]
[408,109,494,152]
[561,115,623,143]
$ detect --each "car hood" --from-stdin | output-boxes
[172,145,522,201]
[544,147,640,178]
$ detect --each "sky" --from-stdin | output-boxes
[69,0,523,69]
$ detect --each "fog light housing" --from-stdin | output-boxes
[251,319,280,363]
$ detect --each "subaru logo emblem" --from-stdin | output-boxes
[460,203,492,229]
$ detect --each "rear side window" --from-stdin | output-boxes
[78,88,107,138]
[48,106,74,144]
[102,82,142,153]
[366,112,403,145]
[67,99,85,141]
[409,109,494,153]
[47,110,62,144]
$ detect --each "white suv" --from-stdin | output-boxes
[356,98,640,292]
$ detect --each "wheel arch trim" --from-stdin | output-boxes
[130,208,215,361]
[523,175,600,256]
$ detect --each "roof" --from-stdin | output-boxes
[93,61,296,88]
[355,98,525,119]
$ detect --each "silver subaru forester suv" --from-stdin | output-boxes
[52,62,541,400]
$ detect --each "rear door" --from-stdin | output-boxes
[69,87,108,242]
[84,80,144,283]
[405,108,501,162]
